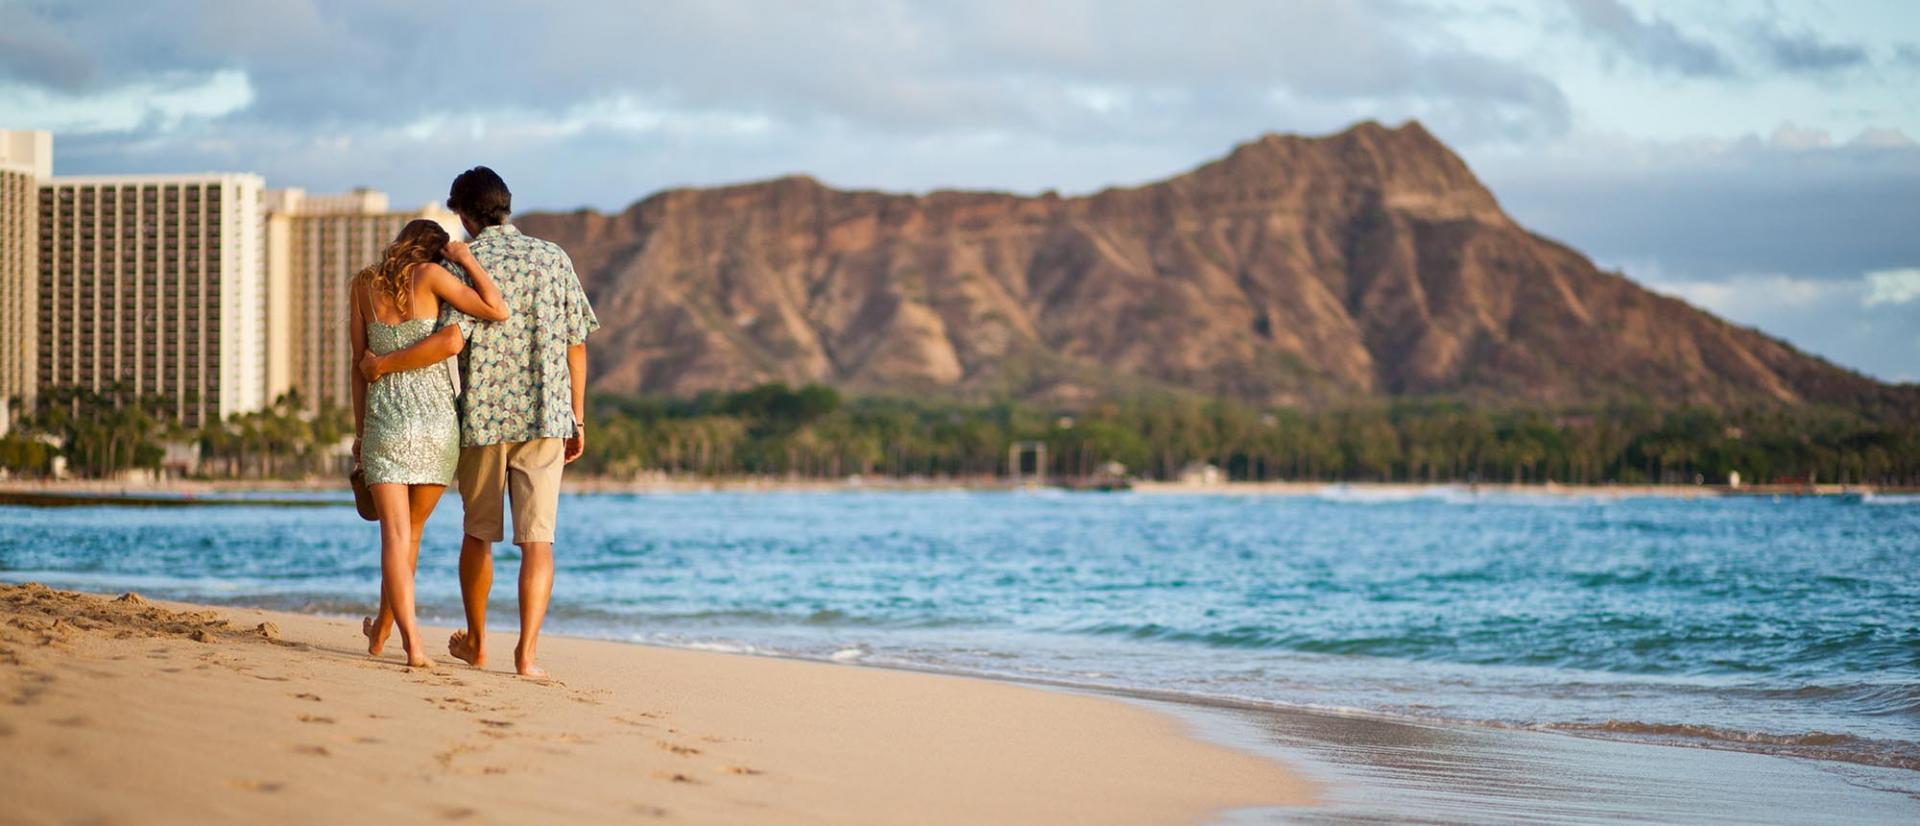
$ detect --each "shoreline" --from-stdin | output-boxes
[24,579,1920,777]
[8,585,1917,824]
[2,476,1903,500]
[0,584,1313,825]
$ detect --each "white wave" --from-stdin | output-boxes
[1310,484,1624,507]
[1312,484,1462,503]
[1860,493,1920,506]
[674,640,767,655]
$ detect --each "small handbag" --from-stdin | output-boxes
[349,465,379,522]
[349,281,381,522]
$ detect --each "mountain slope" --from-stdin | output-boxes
[518,121,1892,408]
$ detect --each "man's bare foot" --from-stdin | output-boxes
[362,616,390,657]
[514,644,547,679]
[448,630,485,667]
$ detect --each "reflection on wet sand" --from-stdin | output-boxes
[1138,698,1920,825]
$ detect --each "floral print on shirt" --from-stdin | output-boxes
[440,224,600,447]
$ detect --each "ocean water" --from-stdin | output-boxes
[3,488,1917,777]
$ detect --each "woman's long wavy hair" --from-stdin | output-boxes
[357,219,450,319]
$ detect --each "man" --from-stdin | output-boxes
[359,166,598,678]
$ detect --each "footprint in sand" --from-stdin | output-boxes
[652,771,697,784]
[291,692,322,702]
[298,714,334,724]
[227,779,285,793]
[477,719,513,729]
[440,806,479,820]
[426,696,480,714]
[293,745,331,757]
[656,740,700,756]
[434,742,491,770]
[724,765,763,776]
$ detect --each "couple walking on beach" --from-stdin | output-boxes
[350,166,598,677]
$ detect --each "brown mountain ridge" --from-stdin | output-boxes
[517,120,1893,409]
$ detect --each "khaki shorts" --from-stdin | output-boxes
[456,438,565,545]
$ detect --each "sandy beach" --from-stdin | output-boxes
[0,583,1311,825]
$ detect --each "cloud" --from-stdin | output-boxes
[1640,270,1920,383]
[0,5,98,91]
[1562,0,1734,77]
[1769,122,1832,149]
[0,1,1571,145]
[1753,25,1869,72]
[1852,127,1916,148]
[0,69,253,133]
[1865,269,1920,307]
[1479,125,1920,284]
[0,0,1582,208]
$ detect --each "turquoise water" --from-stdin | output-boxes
[3,488,1917,772]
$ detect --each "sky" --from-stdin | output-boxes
[2,0,1916,382]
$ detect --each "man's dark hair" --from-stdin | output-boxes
[448,166,512,226]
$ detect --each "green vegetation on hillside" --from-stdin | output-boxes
[581,384,1920,486]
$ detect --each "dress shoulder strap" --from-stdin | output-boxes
[359,274,374,323]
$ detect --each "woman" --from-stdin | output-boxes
[351,219,509,668]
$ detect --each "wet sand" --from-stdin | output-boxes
[0,584,1311,825]
[1158,697,1920,824]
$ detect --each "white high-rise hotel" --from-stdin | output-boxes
[0,129,457,432]
[0,131,46,435]
[265,187,458,412]
[38,170,268,426]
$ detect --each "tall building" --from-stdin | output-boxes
[37,172,267,427]
[0,130,49,435]
[263,188,458,413]
[4,129,459,436]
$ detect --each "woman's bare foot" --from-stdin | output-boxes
[362,616,390,657]
[448,630,485,667]
[404,646,435,669]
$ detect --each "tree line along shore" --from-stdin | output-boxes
[3,382,1917,489]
